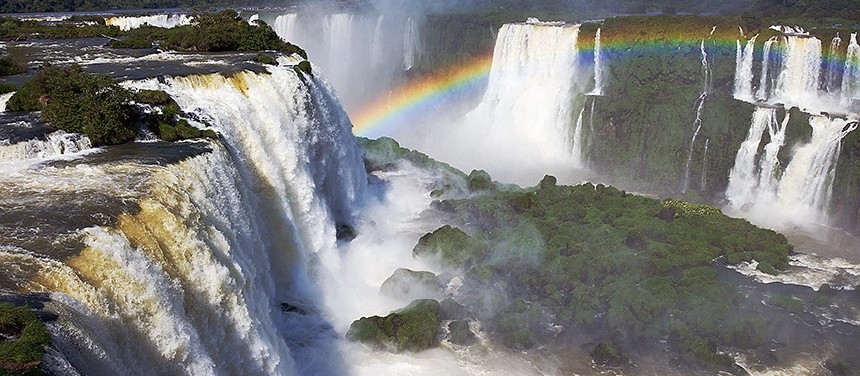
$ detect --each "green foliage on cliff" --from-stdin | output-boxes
[0,304,51,376]
[346,299,441,352]
[422,178,790,370]
[119,11,307,58]
[0,18,123,41]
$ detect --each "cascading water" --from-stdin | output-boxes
[403,17,422,71]
[592,28,604,95]
[700,138,709,190]
[371,16,385,68]
[826,34,843,93]
[734,35,758,101]
[682,37,712,193]
[421,22,585,184]
[571,108,585,165]
[726,108,778,208]
[757,37,779,100]
[726,109,857,226]
[0,91,13,111]
[776,117,858,222]
[104,14,192,31]
[842,33,860,101]
[273,14,298,43]
[775,35,822,105]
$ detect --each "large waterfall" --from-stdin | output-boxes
[0,59,368,376]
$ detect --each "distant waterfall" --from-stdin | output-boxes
[726,109,857,225]
[734,35,757,101]
[571,108,585,166]
[403,17,422,70]
[757,37,779,100]
[775,35,822,104]
[682,38,712,193]
[592,28,604,95]
[432,22,584,184]
[263,12,423,110]
[826,34,843,92]
[842,33,860,101]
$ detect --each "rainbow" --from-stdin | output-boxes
[352,53,494,136]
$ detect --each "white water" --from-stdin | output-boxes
[105,14,192,31]
[0,131,93,165]
[842,33,860,102]
[414,22,586,185]
[734,35,757,101]
[756,37,779,100]
[592,28,604,95]
[0,91,13,111]
[726,108,778,208]
[726,113,857,227]
[776,35,822,106]
[826,35,843,93]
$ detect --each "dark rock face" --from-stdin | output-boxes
[346,299,441,352]
[447,320,477,346]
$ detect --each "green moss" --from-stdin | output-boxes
[447,320,477,346]
[0,83,15,95]
[380,269,441,299]
[294,61,312,76]
[346,299,440,352]
[0,304,51,375]
[413,225,488,267]
[467,169,495,192]
[255,53,278,66]
[134,90,172,106]
[769,295,804,314]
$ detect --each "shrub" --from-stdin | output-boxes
[0,303,51,375]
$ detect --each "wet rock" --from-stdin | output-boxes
[346,299,440,352]
[447,320,477,346]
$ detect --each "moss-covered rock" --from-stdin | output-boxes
[380,269,443,300]
[0,303,51,375]
[412,225,488,267]
[590,341,628,367]
[447,320,477,346]
[346,299,441,352]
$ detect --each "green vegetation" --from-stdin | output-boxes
[0,56,25,77]
[7,66,214,145]
[118,11,307,58]
[0,304,51,376]
[417,177,790,370]
[447,320,476,345]
[347,299,441,352]
[255,53,278,66]
[6,64,137,146]
[0,18,122,41]
[768,294,805,314]
[379,269,441,300]
[0,84,15,95]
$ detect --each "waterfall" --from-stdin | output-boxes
[104,14,192,31]
[323,14,355,89]
[775,117,858,221]
[734,35,758,101]
[592,28,604,95]
[842,33,860,101]
[433,22,583,184]
[726,108,777,209]
[757,37,779,100]
[826,34,843,92]
[682,38,711,193]
[571,108,585,166]
[775,35,822,105]
[0,91,13,112]
[371,16,385,68]
[403,17,422,71]
[725,109,857,226]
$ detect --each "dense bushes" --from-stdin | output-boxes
[418,176,791,370]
